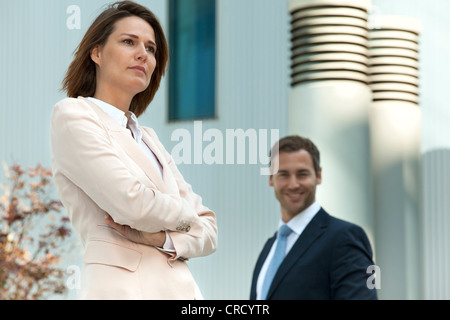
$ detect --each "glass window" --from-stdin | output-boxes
[168,0,216,121]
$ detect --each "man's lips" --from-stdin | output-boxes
[286,192,302,200]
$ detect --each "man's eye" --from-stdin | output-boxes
[298,172,309,178]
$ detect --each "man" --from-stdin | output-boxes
[250,135,377,300]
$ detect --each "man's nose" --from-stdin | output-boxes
[287,176,300,189]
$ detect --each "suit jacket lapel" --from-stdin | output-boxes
[81,97,166,192]
[256,236,276,275]
[251,234,276,299]
[267,208,329,299]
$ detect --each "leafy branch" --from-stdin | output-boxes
[0,161,74,300]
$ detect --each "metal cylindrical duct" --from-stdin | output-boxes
[289,0,372,86]
[288,0,374,242]
[368,15,422,300]
[368,15,420,105]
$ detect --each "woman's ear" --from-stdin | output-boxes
[90,45,101,66]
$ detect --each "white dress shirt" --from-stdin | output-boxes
[86,97,174,252]
[256,201,321,300]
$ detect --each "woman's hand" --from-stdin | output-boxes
[104,214,166,247]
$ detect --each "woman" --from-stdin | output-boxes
[50,1,217,299]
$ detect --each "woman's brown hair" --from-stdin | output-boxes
[62,1,168,117]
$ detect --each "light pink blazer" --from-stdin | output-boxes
[50,97,218,299]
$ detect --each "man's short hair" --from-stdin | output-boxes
[270,135,321,175]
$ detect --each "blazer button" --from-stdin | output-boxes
[176,221,191,232]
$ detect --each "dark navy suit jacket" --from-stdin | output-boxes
[250,208,378,300]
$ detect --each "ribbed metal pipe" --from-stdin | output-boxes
[289,0,372,86]
[368,15,420,105]
[368,15,422,299]
[288,0,374,245]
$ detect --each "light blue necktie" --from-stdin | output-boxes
[261,224,293,300]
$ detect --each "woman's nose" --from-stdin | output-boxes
[136,44,148,62]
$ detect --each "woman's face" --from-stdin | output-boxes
[91,16,157,98]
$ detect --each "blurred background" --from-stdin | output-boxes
[0,0,449,300]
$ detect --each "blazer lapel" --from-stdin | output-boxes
[267,209,329,299]
[81,97,166,192]
[141,127,179,195]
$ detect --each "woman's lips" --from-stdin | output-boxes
[130,65,146,75]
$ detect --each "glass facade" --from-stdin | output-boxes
[168,0,216,121]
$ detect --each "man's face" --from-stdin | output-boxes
[269,149,322,222]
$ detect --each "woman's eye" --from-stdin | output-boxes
[146,46,155,54]
[123,39,133,45]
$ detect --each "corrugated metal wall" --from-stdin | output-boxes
[423,149,450,299]
[157,0,290,299]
